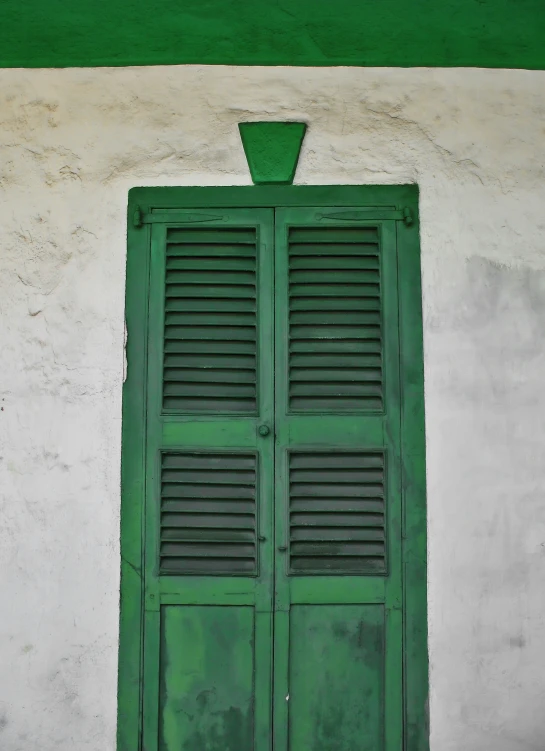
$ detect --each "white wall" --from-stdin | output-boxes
[1,65,545,751]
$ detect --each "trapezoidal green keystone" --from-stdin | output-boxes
[238,122,307,185]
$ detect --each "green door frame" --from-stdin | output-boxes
[117,184,428,751]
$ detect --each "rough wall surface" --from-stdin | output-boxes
[1,66,545,751]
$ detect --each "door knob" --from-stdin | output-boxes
[258,424,271,437]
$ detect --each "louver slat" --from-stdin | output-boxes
[289,451,386,575]
[160,452,257,575]
[288,226,383,412]
[163,227,258,413]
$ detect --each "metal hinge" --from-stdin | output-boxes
[401,207,414,226]
[132,205,143,228]
[132,206,225,228]
[317,207,414,226]
[132,204,415,227]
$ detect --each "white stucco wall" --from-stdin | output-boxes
[1,65,545,751]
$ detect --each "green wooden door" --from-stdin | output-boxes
[273,210,402,751]
[139,205,405,751]
[142,209,275,751]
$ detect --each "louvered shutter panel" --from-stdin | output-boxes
[288,450,386,574]
[273,208,404,751]
[160,452,257,575]
[142,210,275,751]
[287,226,383,412]
[163,226,258,413]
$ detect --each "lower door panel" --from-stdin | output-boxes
[159,606,255,751]
[289,605,385,751]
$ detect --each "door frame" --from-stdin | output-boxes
[117,184,428,751]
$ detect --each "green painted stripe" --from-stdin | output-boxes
[2,0,545,70]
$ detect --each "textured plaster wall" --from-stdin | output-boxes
[1,66,545,751]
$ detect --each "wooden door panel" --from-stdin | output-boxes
[289,605,385,751]
[274,208,403,751]
[142,209,275,751]
[159,606,255,751]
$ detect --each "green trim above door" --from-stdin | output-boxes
[238,123,307,185]
[118,184,428,751]
[2,0,545,69]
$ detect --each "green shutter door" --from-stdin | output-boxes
[273,209,403,751]
[142,210,275,751]
[138,204,406,751]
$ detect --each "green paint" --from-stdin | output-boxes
[2,0,545,69]
[397,206,429,750]
[118,185,428,751]
[290,605,384,751]
[238,123,306,185]
[273,207,403,751]
[139,208,275,751]
[117,205,151,751]
[160,607,254,751]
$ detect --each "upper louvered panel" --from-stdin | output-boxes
[288,226,383,413]
[163,227,258,413]
[160,452,257,576]
[289,451,386,575]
